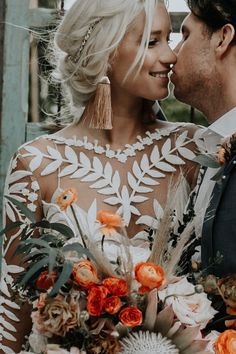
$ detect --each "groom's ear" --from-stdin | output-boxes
[215,24,235,57]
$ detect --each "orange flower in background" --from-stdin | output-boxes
[56,188,78,210]
[97,210,123,236]
[102,277,128,296]
[35,270,57,290]
[135,262,165,292]
[217,147,226,165]
[87,285,108,316]
[214,330,236,353]
[36,293,47,310]
[103,296,122,315]
[225,307,236,329]
[72,260,99,288]
[119,307,142,327]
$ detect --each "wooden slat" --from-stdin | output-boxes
[26,122,51,141]
[0,0,30,223]
[29,7,60,28]
[0,1,5,122]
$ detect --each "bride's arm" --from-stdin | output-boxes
[0,151,43,354]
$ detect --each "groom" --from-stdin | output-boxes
[171,0,236,276]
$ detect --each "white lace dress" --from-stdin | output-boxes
[0,121,200,353]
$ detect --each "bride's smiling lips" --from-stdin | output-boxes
[149,69,170,78]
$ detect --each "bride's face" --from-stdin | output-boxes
[109,3,177,102]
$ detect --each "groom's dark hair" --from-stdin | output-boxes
[187,0,236,44]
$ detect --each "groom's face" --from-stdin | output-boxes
[170,13,216,110]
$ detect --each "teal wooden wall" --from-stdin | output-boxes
[0,1,57,225]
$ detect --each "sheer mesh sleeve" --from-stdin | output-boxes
[0,151,43,354]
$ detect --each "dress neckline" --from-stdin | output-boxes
[46,124,182,163]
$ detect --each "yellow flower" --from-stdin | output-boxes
[97,210,123,236]
[56,188,78,210]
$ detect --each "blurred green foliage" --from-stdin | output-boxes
[161,87,208,127]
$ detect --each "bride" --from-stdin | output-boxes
[0,0,200,352]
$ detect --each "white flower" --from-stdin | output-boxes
[117,154,127,163]
[28,203,37,212]
[31,181,40,191]
[205,330,220,353]
[46,344,81,354]
[158,277,217,329]
[28,332,48,353]
[119,331,179,354]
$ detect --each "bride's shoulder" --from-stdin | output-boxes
[154,120,204,139]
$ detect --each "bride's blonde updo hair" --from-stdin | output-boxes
[53,0,160,123]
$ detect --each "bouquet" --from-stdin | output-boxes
[2,188,236,354]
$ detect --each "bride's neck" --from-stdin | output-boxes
[80,97,149,148]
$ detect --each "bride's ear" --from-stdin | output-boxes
[215,24,235,56]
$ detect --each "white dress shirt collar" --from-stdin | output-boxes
[208,107,236,137]
[201,107,236,153]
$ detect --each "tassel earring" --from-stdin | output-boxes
[86,76,113,129]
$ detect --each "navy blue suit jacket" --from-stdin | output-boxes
[201,155,236,276]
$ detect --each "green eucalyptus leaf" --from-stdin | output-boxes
[32,220,52,229]
[23,247,55,262]
[49,223,75,239]
[23,250,42,262]
[211,168,224,183]
[193,154,220,168]
[14,243,34,257]
[19,257,49,286]
[62,243,96,262]
[0,221,24,238]
[21,228,34,241]
[48,249,58,274]
[49,261,73,296]
[5,196,36,223]
[20,238,52,249]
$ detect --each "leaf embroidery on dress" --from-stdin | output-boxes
[17,127,197,226]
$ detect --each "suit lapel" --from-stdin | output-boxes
[201,156,236,267]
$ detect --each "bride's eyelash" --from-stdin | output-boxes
[148,39,159,47]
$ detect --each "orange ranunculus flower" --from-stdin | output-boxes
[214,330,236,353]
[35,270,57,290]
[72,260,99,288]
[103,296,122,315]
[225,307,236,329]
[134,262,165,291]
[56,188,78,210]
[102,277,128,296]
[97,210,123,236]
[87,285,108,316]
[119,307,142,327]
[217,147,226,165]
